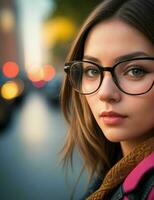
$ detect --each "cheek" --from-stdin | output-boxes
[125,93,154,133]
[86,96,97,113]
[85,95,101,123]
[129,93,154,117]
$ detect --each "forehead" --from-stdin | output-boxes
[84,19,154,64]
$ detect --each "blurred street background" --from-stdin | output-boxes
[0,0,102,199]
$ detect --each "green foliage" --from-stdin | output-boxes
[47,0,102,63]
[50,0,102,25]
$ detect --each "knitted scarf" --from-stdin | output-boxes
[87,136,154,200]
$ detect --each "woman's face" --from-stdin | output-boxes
[84,19,154,145]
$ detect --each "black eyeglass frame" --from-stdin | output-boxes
[64,57,154,95]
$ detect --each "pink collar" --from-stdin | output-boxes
[123,152,154,193]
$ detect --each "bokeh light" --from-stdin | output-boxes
[1,80,24,100]
[0,8,15,33]
[27,68,44,82]
[2,61,19,78]
[32,80,47,88]
[43,64,56,81]
[26,65,56,87]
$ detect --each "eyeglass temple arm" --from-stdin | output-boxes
[64,64,70,73]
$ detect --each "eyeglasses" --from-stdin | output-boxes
[64,57,154,95]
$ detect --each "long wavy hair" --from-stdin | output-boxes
[61,0,154,181]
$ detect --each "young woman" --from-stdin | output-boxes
[61,0,154,199]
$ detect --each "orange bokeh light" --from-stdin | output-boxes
[27,68,43,82]
[27,65,56,83]
[2,61,19,78]
[43,65,56,81]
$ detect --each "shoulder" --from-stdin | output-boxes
[123,171,154,200]
[123,152,154,191]
[147,186,154,200]
[123,152,154,200]
[110,152,154,200]
[110,172,154,200]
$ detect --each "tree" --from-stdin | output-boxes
[43,0,102,67]
[50,0,102,25]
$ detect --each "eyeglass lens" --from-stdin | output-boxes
[69,59,154,95]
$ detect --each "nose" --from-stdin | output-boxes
[97,72,121,102]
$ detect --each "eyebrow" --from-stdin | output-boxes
[83,52,150,64]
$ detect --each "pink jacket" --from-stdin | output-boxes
[123,152,154,200]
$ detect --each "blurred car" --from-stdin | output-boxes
[0,97,14,131]
[44,74,62,107]
[0,75,26,131]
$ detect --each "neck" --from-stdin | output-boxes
[120,134,154,156]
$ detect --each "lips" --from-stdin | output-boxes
[99,111,127,125]
[100,111,126,118]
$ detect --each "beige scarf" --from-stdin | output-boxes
[87,137,154,200]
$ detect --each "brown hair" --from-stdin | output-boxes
[61,0,154,181]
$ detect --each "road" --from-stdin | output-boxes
[0,91,87,200]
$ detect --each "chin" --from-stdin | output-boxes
[103,132,128,143]
[105,136,122,143]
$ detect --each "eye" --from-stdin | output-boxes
[124,65,147,78]
[84,67,100,78]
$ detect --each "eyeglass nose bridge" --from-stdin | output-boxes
[99,66,115,78]
[100,66,113,72]
[99,66,119,89]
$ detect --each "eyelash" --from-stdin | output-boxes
[124,65,147,77]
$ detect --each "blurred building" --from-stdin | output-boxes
[0,0,25,130]
[0,0,23,70]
